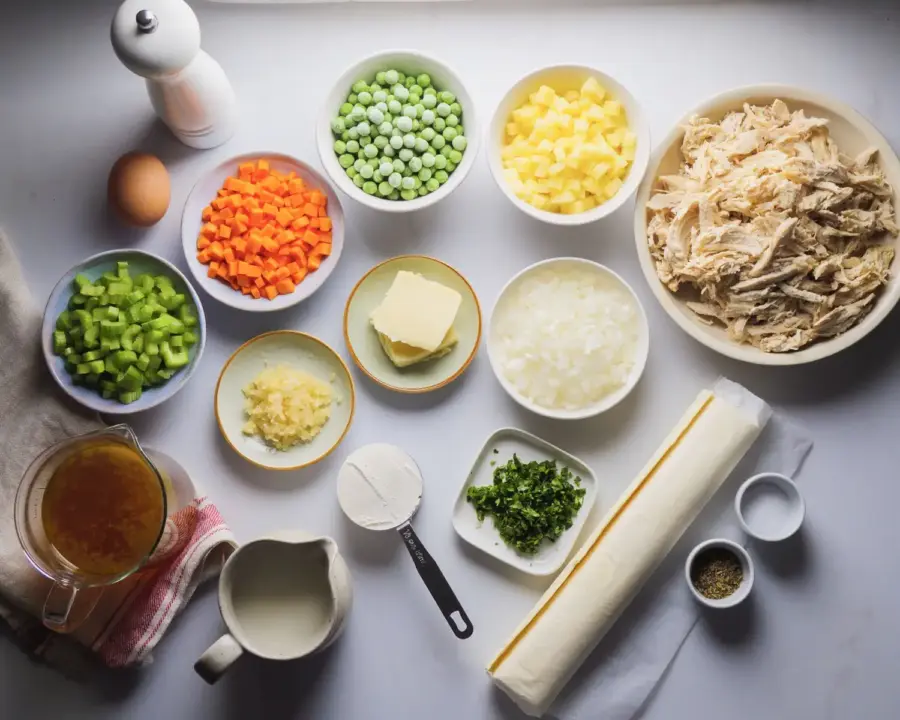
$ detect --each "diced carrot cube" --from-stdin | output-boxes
[197,249,211,264]
[250,286,261,299]
[208,242,225,261]
[220,207,235,220]
[224,177,243,192]
[216,265,229,280]
[275,279,296,295]
[197,236,211,250]
[263,285,278,300]
[274,266,291,281]
[289,247,307,266]
[223,246,235,263]
[232,237,247,257]
[307,254,322,271]
[201,205,213,221]
[207,264,218,278]
[256,159,270,176]
[291,216,309,231]
[291,271,307,285]
[285,261,302,276]
[319,217,332,232]
[237,275,251,288]
[302,202,318,217]
[212,197,227,210]
[262,203,278,217]
[227,260,238,277]
[264,257,280,272]
[254,276,266,289]
[247,236,262,255]
[276,208,293,227]
[261,237,279,254]
[262,270,277,284]
[314,242,332,258]
[260,224,276,238]
[302,229,319,246]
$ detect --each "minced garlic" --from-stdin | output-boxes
[241,364,332,450]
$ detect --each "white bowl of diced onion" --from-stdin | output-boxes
[487,65,650,227]
[317,49,479,213]
[487,258,649,420]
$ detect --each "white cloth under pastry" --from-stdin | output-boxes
[488,380,772,717]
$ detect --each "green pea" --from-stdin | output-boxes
[338,154,354,169]
[378,181,393,196]
[443,127,458,142]
[364,144,379,159]
[354,174,365,188]
[418,168,432,182]
[440,145,453,158]
[449,149,463,164]
[408,94,421,106]
[375,71,387,86]
[409,156,423,172]
[434,154,447,170]
[436,102,451,118]
[347,127,360,140]
[359,165,374,179]
[388,99,402,114]
[389,135,403,150]
[346,140,360,154]
[425,178,440,192]
[417,74,431,88]
[392,159,405,173]
[450,102,462,116]
[439,91,456,104]
[331,117,346,134]
[435,170,449,184]
[339,103,353,116]
[348,93,358,105]
[373,171,383,183]
[401,189,417,201]
[431,135,446,150]
[418,186,429,197]
[367,158,380,169]
[374,135,389,149]
[402,133,416,148]
[446,114,459,128]
[389,190,400,201]
[358,121,371,136]
[433,117,446,132]
[382,146,395,158]
[421,127,436,142]
[399,148,414,162]
[334,140,347,154]
[410,85,423,98]
[378,121,393,136]
[341,131,351,142]
[422,96,437,111]
[385,69,399,85]
[370,83,382,93]
[346,166,358,178]
[446,161,457,173]
[414,136,429,153]
[405,76,415,89]
[352,80,368,94]
[452,135,467,151]
[363,181,377,195]
[388,172,403,188]
[421,153,435,168]
[359,135,372,148]
[424,87,437,97]
[402,166,413,177]
[396,71,406,84]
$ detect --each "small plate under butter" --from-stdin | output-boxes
[453,428,598,576]
[343,256,481,394]
[215,331,355,471]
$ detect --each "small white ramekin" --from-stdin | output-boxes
[685,538,754,610]
[735,472,805,542]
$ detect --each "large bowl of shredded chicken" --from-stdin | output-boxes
[635,85,900,365]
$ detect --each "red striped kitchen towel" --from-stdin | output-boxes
[0,229,236,671]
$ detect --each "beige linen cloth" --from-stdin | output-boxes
[0,231,235,671]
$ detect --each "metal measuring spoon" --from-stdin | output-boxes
[337,444,473,639]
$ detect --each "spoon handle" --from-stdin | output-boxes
[398,523,473,639]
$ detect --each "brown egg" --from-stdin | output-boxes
[108,152,170,227]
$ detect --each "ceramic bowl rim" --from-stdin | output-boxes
[486,62,651,227]
[213,330,355,471]
[41,248,206,414]
[342,254,482,394]
[316,49,479,214]
[685,538,755,609]
[486,257,650,420]
[734,471,806,542]
[180,151,345,313]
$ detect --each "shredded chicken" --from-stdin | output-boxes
[647,99,898,352]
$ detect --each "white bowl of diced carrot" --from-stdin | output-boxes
[181,153,345,312]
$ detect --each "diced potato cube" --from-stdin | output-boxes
[506,122,521,138]
[604,178,623,198]
[602,100,623,118]
[581,77,607,102]
[564,90,580,103]
[531,85,557,107]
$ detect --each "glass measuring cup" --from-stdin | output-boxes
[337,444,473,639]
[14,424,192,632]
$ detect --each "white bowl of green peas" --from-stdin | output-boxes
[318,50,478,212]
[42,249,206,414]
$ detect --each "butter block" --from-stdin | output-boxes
[377,326,458,368]
[488,381,770,716]
[370,271,461,353]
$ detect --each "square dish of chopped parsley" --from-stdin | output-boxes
[452,428,598,576]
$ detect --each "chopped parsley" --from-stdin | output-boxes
[466,454,586,555]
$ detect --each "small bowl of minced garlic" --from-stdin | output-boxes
[685,538,754,609]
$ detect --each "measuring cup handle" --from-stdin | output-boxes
[42,582,79,632]
[397,524,474,639]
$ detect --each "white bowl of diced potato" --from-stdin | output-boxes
[488,65,650,226]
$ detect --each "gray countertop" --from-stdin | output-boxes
[2,1,899,718]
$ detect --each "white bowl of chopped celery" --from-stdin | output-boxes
[42,249,206,414]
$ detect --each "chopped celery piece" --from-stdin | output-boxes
[177,304,197,328]
[53,331,67,354]
[87,359,105,374]
[148,355,162,371]
[69,293,87,308]
[106,281,131,298]
[92,306,119,321]
[145,329,164,343]
[160,293,185,311]
[118,366,144,392]
[98,293,110,306]
[100,319,126,338]
[101,271,117,284]
[56,311,71,331]
[62,347,75,359]
[84,373,101,388]
[72,309,93,328]
[85,298,99,312]
[124,290,145,307]
[157,368,176,380]
[138,305,155,323]
[135,274,155,293]
[117,261,129,278]
[120,324,141,351]
[68,353,83,365]
[145,340,159,356]
[113,350,138,370]
[154,275,173,290]
[75,363,91,374]
[160,341,189,369]
[100,336,121,352]
[100,379,117,392]
[133,334,144,353]
[118,389,143,404]
[169,334,184,350]
[183,330,198,347]
[82,349,106,362]
[83,325,100,349]
[105,356,118,374]
[79,284,105,298]
[101,389,114,400]
[159,285,176,300]
[68,325,84,343]
[136,353,151,372]
[73,274,93,291]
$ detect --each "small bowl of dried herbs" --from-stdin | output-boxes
[685,539,754,609]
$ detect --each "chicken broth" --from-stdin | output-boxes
[41,441,165,578]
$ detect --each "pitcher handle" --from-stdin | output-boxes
[42,582,79,632]
[194,634,244,684]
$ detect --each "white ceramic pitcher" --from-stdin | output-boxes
[194,530,352,683]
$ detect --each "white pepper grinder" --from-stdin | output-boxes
[111,0,236,149]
